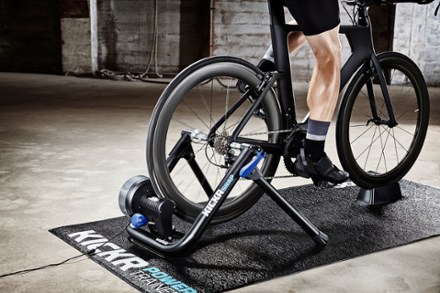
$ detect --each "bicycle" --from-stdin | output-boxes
[144,0,432,225]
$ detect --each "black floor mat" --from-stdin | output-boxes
[50,180,440,293]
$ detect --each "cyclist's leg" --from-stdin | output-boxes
[283,0,348,184]
[305,25,341,122]
[284,0,341,121]
[288,29,307,55]
[258,19,306,72]
[293,25,348,185]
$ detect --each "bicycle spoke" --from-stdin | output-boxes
[342,56,428,186]
[395,124,415,137]
[181,99,211,130]
[350,123,371,128]
[381,126,410,154]
[359,125,377,170]
[375,124,392,174]
[195,83,216,127]
[224,101,253,134]
[222,78,232,134]
[393,128,400,164]
[349,123,375,145]
[354,125,388,163]
[356,89,378,119]
[151,60,281,222]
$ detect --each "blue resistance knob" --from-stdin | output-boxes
[130,213,148,228]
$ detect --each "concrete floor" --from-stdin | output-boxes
[0,72,439,292]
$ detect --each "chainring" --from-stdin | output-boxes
[283,129,306,174]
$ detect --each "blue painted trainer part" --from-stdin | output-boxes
[131,213,148,228]
[239,151,266,178]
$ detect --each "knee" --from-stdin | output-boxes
[313,43,341,69]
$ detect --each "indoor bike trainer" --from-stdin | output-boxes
[117,0,432,255]
[119,141,328,255]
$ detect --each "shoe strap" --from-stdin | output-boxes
[300,148,308,166]
[315,155,334,175]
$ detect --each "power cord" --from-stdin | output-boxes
[98,0,165,82]
[142,0,162,78]
[0,222,131,279]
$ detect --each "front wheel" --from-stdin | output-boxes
[337,52,430,189]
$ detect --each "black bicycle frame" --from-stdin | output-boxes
[268,0,397,131]
[129,0,400,255]
[220,0,397,154]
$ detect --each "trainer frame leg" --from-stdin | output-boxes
[248,168,328,247]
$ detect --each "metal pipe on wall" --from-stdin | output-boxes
[89,0,99,74]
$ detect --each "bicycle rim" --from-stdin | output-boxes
[338,53,429,188]
[150,60,281,223]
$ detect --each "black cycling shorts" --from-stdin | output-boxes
[283,0,340,36]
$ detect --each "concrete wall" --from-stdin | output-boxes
[394,2,440,86]
[61,19,92,74]
[61,0,208,75]
[0,0,62,73]
[211,0,440,85]
[211,0,270,63]
[211,0,352,81]
[1,0,436,83]
[60,0,92,74]
[96,0,180,74]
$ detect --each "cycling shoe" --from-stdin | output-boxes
[293,150,349,187]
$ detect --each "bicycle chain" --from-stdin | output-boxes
[238,173,297,180]
[241,128,292,137]
[233,128,301,180]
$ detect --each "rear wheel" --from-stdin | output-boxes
[147,57,282,223]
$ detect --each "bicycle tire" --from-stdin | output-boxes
[337,52,430,189]
[147,56,282,223]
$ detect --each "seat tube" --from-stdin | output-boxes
[267,0,296,125]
